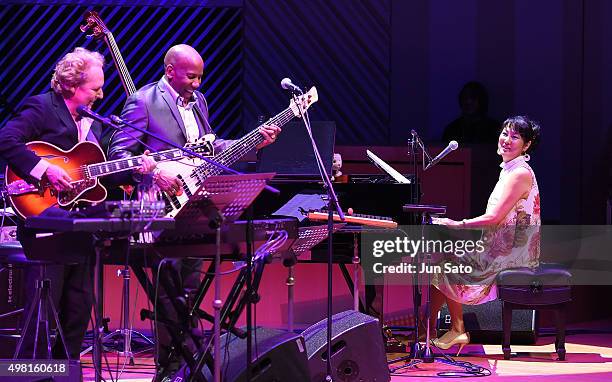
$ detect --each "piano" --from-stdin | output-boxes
[253,175,418,225]
[252,175,418,263]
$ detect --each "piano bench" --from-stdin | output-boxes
[496,264,572,361]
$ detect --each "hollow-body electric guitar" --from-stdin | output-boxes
[5,139,213,219]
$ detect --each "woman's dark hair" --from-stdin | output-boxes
[501,115,541,154]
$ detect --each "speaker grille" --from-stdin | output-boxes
[303,310,390,382]
[205,327,310,382]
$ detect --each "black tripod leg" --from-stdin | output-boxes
[190,261,216,318]
[194,263,248,337]
[41,279,51,358]
[188,258,270,382]
[221,268,251,337]
[226,261,264,332]
[14,280,42,358]
[410,258,423,359]
[46,280,70,359]
[33,282,44,359]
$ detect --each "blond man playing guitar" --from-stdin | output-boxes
[0,47,154,361]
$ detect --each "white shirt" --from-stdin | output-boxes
[76,117,94,143]
[161,76,201,143]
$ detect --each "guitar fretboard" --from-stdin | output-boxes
[106,32,137,95]
[87,149,183,177]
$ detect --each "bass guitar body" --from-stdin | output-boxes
[6,141,108,219]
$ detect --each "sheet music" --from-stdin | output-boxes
[366,150,411,184]
[274,193,327,222]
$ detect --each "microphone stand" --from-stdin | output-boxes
[390,136,485,375]
[291,88,344,381]
[398,134,445,364]
[406,130,438,361]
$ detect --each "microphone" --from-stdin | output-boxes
[76,106,114,125]
[424,140,459,170]
[110,115,124,125]
[280,78,303,94]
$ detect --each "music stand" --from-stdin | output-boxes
[167,173,274,382]
[166,173,275,228]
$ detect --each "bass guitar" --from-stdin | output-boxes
[160,87,319,218]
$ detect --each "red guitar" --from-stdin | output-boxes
[5,139,213,219]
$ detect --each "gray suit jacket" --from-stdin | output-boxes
[108,79,231,183]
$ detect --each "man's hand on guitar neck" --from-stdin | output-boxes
[134,150,183,196]
[256,124,281,150]
[44,163,73,192]
[154,168,183,196]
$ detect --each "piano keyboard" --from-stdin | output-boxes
[307,211,398,228]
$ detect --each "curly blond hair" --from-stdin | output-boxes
[51,47,105,97]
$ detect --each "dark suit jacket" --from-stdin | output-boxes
[0,91,103,182]
[108,79,231,184]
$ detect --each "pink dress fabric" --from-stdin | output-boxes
[433,155,541,305]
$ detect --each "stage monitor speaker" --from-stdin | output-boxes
[302,310,390,382]
[197,327,310,382]
[437,299,537,344]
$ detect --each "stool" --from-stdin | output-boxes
[0,242,26,324]
[3,252,69,359]
[497,263,572,360]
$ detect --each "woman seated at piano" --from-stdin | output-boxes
[429,115,541,354]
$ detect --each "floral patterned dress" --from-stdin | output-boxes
[433,155,541,305]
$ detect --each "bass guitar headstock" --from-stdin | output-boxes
[289,87,318,117]
[80,11,110,40]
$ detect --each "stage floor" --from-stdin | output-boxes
[81,325,612,381]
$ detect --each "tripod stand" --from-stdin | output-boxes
[80,261,154,361]
[13,261,69,359]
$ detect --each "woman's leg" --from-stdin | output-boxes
[435,297,467,344]
[446,297,465,333]
[427,286,446,337]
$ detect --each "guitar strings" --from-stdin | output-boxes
[59,96,302,211]
[169,107,297,203]
[61,148,183,178]
[107,33,137,95]
[161,107,297,209]
[60,106,295,187]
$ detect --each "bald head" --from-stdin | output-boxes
[164,44,204,101]
[164,44,202,68]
